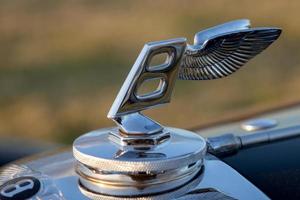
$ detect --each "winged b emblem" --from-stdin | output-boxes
[179,19,281,80]
[108,19,281,134]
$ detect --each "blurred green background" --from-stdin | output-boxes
[0,0,299,144]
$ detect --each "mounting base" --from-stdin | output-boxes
[73,127,206,198]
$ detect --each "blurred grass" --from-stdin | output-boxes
[0,0,300,143]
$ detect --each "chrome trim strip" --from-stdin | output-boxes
[240,124,300,147]
[207,125,300,155]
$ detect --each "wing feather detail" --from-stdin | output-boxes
[179,28,281,80]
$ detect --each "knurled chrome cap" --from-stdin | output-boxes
[73,127,206,172]
[73,127,206,197]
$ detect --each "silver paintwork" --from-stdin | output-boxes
[241,118,278,131]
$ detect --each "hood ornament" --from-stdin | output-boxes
[108,19,281,137]
[73,19,281,199]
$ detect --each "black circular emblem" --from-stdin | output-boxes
[0,176,40,200]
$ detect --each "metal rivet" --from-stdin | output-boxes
[241,118,278,132]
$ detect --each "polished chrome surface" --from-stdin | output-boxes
[179,20,281,80]
[107,38,186,135]
[73,127,206,196]
[193,19,250,45]
[204,107,300,155]
[112,112,164,135]
[208,124,300,155]
[73,127,206,172]
[69,19,281,198]
[241,118,278,131]
[107,38,187,119]
[107,19,281,136]
[0,164,65,199]
[240,124,300,147]
[207,134,241,155]
[108,127,170,148]
[0,151,270,199]
[0,165,31,185]
[0,19,264,199]
[76,162,203,193]
[0,19,282,200]
[78,171,202,200]
[77,161,202,197]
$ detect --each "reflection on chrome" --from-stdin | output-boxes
[0,19,281,200]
